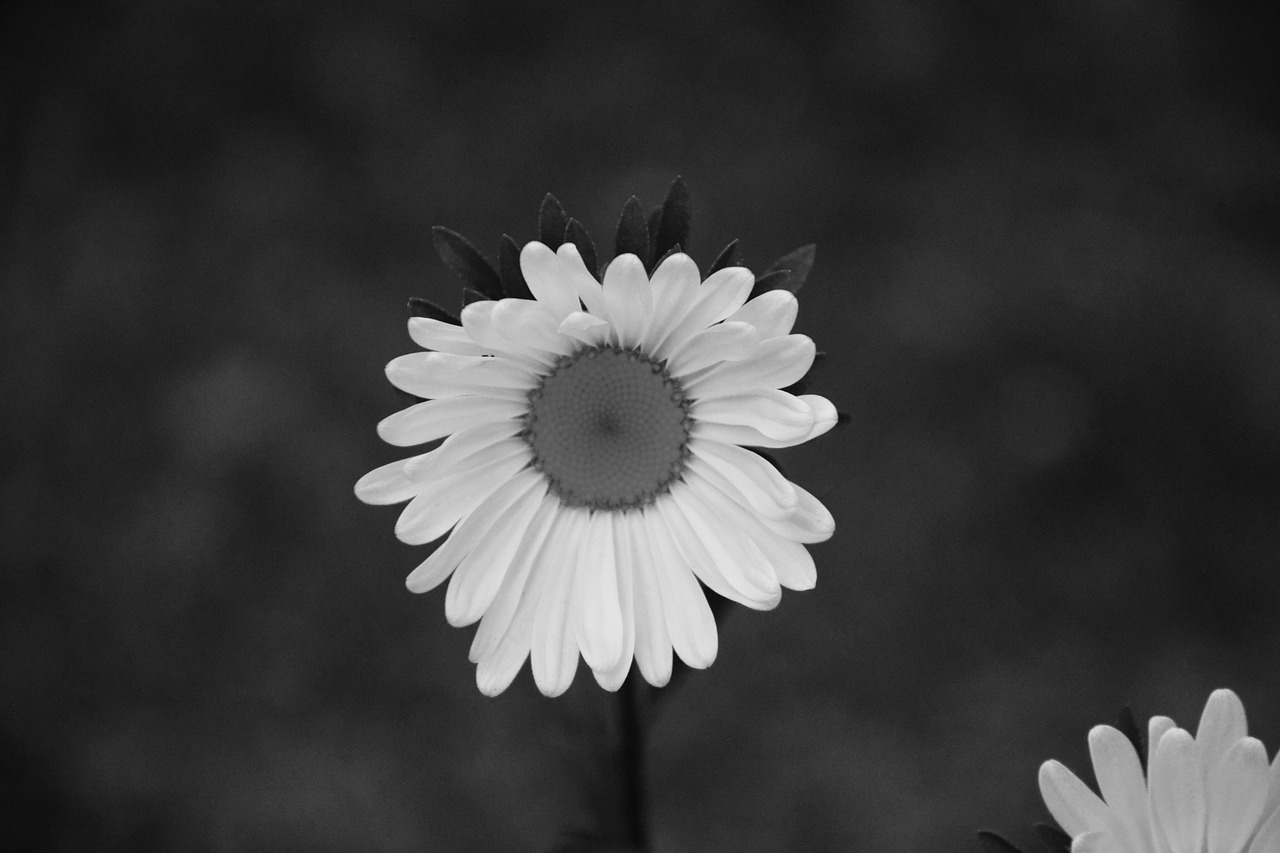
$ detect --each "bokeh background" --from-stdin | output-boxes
[3,1,1279,850]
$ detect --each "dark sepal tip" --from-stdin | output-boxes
[539,193,568,250]
[564,217,599,280]
[407,297,460,325]
[498,233,534,301]
[652,175,691,264]
[614,195,650,268]
[977,831,1025,853]
[1033,824,1072,853]
[430,226,503,300]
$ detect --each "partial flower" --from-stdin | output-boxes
[1038,688,1280,853]
[355,185,837,697]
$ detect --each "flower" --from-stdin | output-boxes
[355,235,836,697]
[1038,688,1280,853]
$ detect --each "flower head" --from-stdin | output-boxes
[1038,689,1280,853]
[356,185,837,696]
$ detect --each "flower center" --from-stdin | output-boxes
[523,345,691,510]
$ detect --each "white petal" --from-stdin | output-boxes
[574,512,625,674]
[385,351,537,399]
[469,496,560,663]
[377,396,525,447]
[593,513,639,692]
[403,467,544,594]
[800,394,839,440]
[665,482,781,610]
[1198,689,1250,774]
[688,440,797,520]
[1265,752,1280,833]
[461,299,566,367]
[354,455,428,505]
[520,241,581,319]
[691,389,814,442]
[444,474,548,627]
[652,266,754,361]
[1088,725,1155,853]
[1072,832,1123,853]
[1150,728,1207,853]
[644,252,702,350]
[1245,800,1280,853]
[1150,716,1177,766]
[727,289,798,339]
[557,310,612,347]
[1038,759,1112,838]
[473,503,564,696]
[403,419,525,481]
[758,481,836,544]
[685,334,815,398]
[643,504,718,669]
[530,508,586,697]
[394,441,530,545]
[407,316,490,356]
[600,253,652,349]
[1206,737,1270,853]
[556,242,607,316]
[625,511,672,687]
[666,321,759,378]
[684,468,816,591]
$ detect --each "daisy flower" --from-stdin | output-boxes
[355,188,836,697]
[1038,688,1280,853]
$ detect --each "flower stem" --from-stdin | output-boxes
[619,674,648,850]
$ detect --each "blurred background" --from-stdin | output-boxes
[3,0,1279,850]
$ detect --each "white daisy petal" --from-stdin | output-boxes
[385,351,537,400]
[1198,688,1250,774]
[759,481,835,544]
[556,242,607,316]
[1246,802,1280,853]
[575,512,625,674]
[666,483,782,610]
[1039,759,1112,839]
[1071,832,1122,853]
[403,467,544,594]
[394,441,530,545]
[691,389,814,442]
[645,252,702,348]
[1265,752,1280,829]
[469,496,560,664]
[688,440,798,520]
[519,241,581,319]
[403,419,525,481]
[444,474,548,627]
[1088,725,1153,853]
[1150,728,1207,853]
[461,299,567,367]
[407,316,490,356]
[531,508,586,697]
[1206,736,1270,853]
[666,321,759,378]
[626,511,672,687]
[557,310,612,347]
[653,266,754,360]
[644,506,718,669]
[473,505,564,696]
[601,253,653,349]
[727,288,799,339]
[377,396,525,447]
[799,394,840,442]
[1149,716,1177,766]
[685,334,816,398]
[354,455,429,505]
[593,513,639,692]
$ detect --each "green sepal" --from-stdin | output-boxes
[430,226,502,300]
[645,205,663,271]
[751,243,816,297]
[748,269,792,298]
[977,831,1024,853]
[1034,824,1071,853]
[498,234,534,300]
[564,217,599,280]
[653,243,682,270]
[539,193,568,250]
[707,238,740,274]
[407,297,460,325]
[461,286,489,307]
[651,175,691,266]
[614,195,650,267]
[1115,705,1146,775]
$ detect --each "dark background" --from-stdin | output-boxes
[3,1,1279,850]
